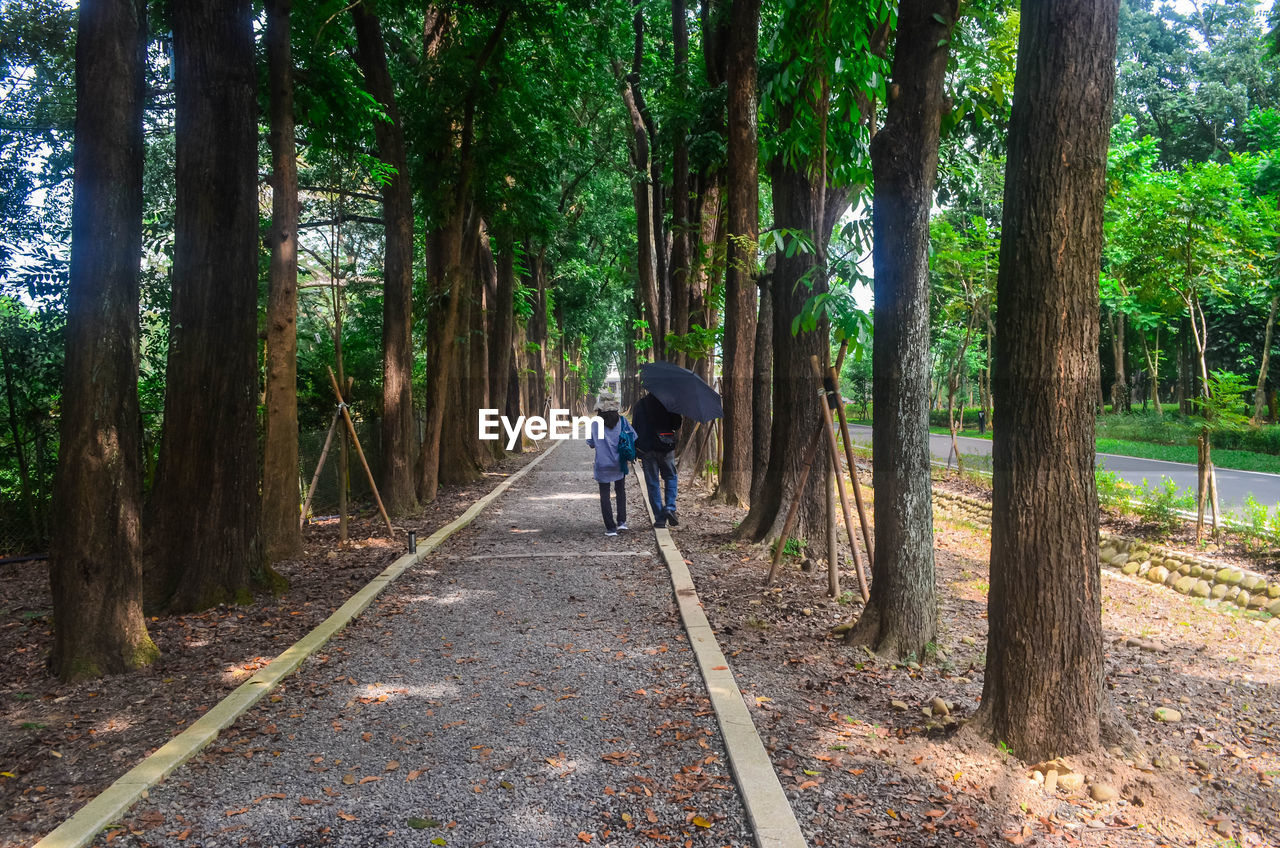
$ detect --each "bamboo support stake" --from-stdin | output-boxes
[811,355,868,602]
[300,406,341,530]
[327,366,395,538]
[828,365,874,572]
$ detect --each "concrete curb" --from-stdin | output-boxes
[35,442,561,848]
[635,464,807,848]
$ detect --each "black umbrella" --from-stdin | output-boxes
[638,361,723,422]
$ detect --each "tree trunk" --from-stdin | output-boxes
[49,0,157,679]
[974,0,1120,761]
[736,161,829,544]
[749,271,773,505]
[621,77,661,356]
[529,252,549,414]
[0,343,38,536]
[353,3,417,516]
[714,0,760,508]
[846,0,954,660]
[1177,316,1192,414]
[415,9,509,502]
[489,233,516,425]
[261,0,302,562]
[441,218,486,485]
[1107,308,1127,413]
[668,0,692,368]
[1253,293,1278,423]
[148,0,262,613]
[1140,332,1163,416]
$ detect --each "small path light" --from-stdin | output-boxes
[407,531,416,554]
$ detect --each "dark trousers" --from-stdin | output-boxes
[598,479,626,531]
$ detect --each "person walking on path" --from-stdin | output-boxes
[633,389,682,528]
[585,392,635,536]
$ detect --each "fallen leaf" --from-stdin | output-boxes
[407,770,423,781]
[578,833,594,843]
[225,808,249,817]
[252,793,286,804]
[299,797,323,805]
[692,816,712,828]
[337,812,357,821]
[385,760,400,771]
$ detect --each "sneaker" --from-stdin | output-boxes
[617,522,629,531]
[654,517,667,529]
[605,529,618,537]
[664,510,679,527]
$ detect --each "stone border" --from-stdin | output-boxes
[1100,536,1280,615]
[933,489,1280,617]
[34,442,562,848]
[635,465,808,848]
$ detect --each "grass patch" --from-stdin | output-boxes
[1095,438,1280,474]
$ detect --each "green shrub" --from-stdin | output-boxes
[1134,478,1193,535]
[1095,469,1132,515]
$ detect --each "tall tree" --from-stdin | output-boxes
[352,1,418,516]
[735,0,888,544]
[415,8,510,502]
[48,0,158,679]
[667,0,693,369]
[846,0,956,659]
[715,0,760,508]
[261,0,302,562]
[147,0,263,612]
[974,0,1122,760]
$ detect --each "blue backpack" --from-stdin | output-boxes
[618,418,637,470]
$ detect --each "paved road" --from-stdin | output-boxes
[846,424,1280,510]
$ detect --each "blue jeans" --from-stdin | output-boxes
[641,450,678,516]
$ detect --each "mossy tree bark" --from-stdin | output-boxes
[261,0,302,562]
[353,2,418,516]
[714,0,761,508]
[147,0,263,613]
[847,0,957,660]
[49,0,157,679]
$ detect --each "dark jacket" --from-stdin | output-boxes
[632,393,682,453]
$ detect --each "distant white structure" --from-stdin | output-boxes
[601,366,621,397]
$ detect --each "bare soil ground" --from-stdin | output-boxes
[675,469,1279,847]
[0,449,541,847]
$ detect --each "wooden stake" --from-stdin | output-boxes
[300,406,341,530]
[811,355,868,602]
[828,365,874,572]
[327,366,395,538]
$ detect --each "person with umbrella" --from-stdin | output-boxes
[635,361,724,529]
[632,389,682,528]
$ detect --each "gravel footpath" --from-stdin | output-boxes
[90,444,753,848]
